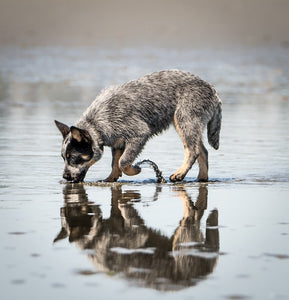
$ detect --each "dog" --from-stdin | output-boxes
[55,69,222,183]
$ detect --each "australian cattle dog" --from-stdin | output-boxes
[55,70,222,182]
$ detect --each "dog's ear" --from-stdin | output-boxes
[70,126,92,143]
[55,120,70,138]
[53,227,68,243]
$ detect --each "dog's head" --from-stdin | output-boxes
[55,120,102,182]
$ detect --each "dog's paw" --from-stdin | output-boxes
[102,170,122,182]
[102,176,118,183]
[197,176,208,182]
[169,173,184,182]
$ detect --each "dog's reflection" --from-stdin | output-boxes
[54,184,219,291]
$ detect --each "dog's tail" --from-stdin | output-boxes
[207,97,222,150]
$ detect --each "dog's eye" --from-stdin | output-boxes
[81,154,90,161]
[66,153,70,158]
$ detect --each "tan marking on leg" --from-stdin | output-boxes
[118,138,145,177]
[170,116,198,182]
[104,149,123,182]
[197,142,208,182]
[170,147,195,181]
[121,164,141,176]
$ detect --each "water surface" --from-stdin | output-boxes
[0,46,289,299]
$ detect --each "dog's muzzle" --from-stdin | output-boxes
[63,169,86,183]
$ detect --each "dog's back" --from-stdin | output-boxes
[77,70,221,146]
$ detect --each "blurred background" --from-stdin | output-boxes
[1,0,289,48]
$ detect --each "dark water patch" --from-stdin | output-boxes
[264,253,289,260]
[11,279,26,285]
[51,282,66,289]
[225,295,251,300]
[236,274,250,279]
[74,269,98,276]
[30,253,41,258]
[8,232,26,235]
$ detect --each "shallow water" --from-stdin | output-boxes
[0,46,289,299]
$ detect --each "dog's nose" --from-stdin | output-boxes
[63,172,72,181]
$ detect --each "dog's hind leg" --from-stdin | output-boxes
[104,148,124,182]
[118,138,146,176]
[170,113,204,182]
[197,141,208,182]
[170,146,199,182]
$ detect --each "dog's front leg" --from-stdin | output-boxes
[104,148,124,182]
[118,138,146,177]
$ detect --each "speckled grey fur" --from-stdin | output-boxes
[55,70,222,182]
